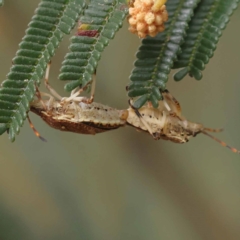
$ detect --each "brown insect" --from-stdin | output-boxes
[30,93,128,135]
[29,64,239,154]
[127,90,240,154]
[29,63,128,138]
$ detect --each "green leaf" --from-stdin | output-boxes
[127,0,200,108]
[0,0,3,6]
[173,0,239,81]
[59,0,128,91]
[0,0,85,141]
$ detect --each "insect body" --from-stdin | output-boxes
[127,104,206,143]
[127,90,240,153]
[30,96,128,135]
[29,63,128,137]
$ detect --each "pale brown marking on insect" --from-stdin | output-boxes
[127,90,240,154]
[120,110,129,120]
[29,63,127,137]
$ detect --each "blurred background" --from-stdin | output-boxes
[0,1,240,240]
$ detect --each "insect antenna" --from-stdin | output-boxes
[27,115,47,142]
[203,127,223,133]
[201,130,239,154]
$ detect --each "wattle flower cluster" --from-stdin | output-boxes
[128,0,168,38]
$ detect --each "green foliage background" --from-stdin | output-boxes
[0,1,240,240]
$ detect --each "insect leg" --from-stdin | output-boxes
[63,78,94,103]
[34,84,47,110]
[44,62,62,100]
[128,100,158,139]
[71,72,96,103]
[88,71,96,104]
[158,110,167,130]
[41,92,56,111]
[162,89,182,117]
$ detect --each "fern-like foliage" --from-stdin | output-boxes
[59,0,128,91]
[0,80,35,138]
[0,0,85,141]
[127,0,200,108]
[173,0,239,81]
